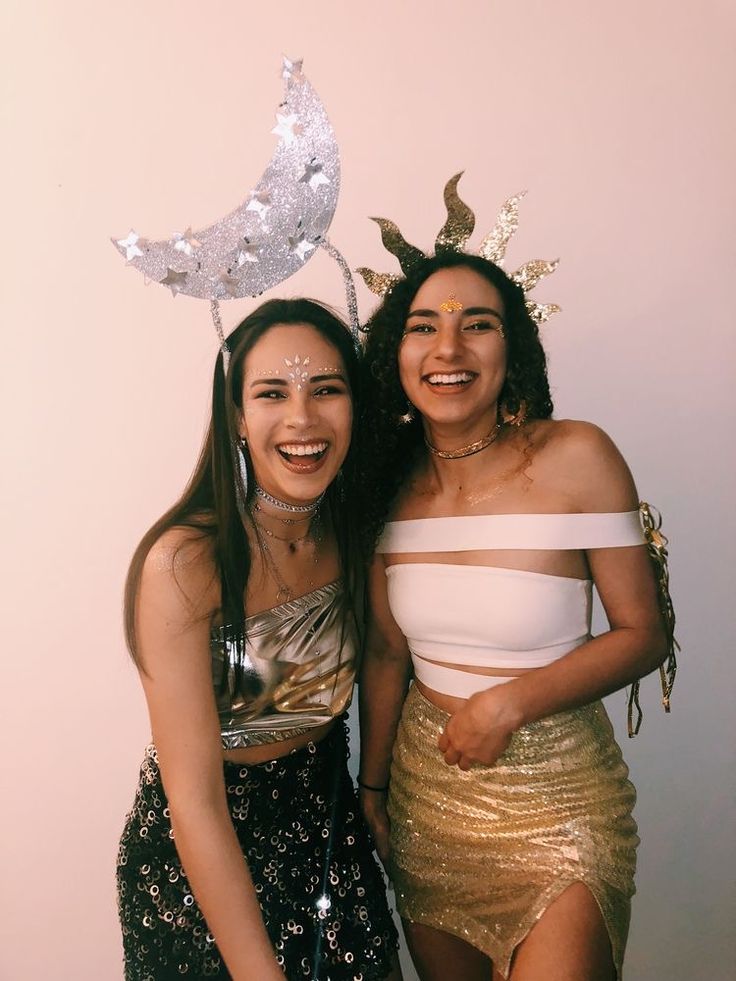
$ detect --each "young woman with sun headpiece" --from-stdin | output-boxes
[355,179,676,981]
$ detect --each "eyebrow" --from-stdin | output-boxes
[248,372,347,388]
[406,305,504,320]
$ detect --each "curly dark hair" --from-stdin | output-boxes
[356,252,554,554]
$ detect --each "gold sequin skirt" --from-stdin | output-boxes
[387,686,639,979]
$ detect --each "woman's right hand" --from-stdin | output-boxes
[359,789,391,869]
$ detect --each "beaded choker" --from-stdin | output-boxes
[254,483,325,513]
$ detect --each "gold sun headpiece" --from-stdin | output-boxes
[356,173,561,326]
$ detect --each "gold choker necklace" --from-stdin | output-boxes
[424,423,501,460]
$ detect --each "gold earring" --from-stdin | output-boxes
[499,399,528,427]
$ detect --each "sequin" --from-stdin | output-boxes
[388,687,638,979]
[117,722,397,979]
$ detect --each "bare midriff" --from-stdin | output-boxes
[223,719,336,765]
[415,656,535,716]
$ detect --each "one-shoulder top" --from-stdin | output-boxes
[210,580,358,749]
[376,512,645,695]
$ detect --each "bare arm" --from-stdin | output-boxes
[136,532,283,981]
[358,555,412,863]
[440,423,669,769]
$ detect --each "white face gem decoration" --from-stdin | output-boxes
[283,355,311,390]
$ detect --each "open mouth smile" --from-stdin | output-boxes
[423,371,477,389]
[276,441,329,466]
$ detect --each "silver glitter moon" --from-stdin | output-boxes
[112,60,340,302]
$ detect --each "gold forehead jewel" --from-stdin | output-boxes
[439,293,464,313]
[357,173,560,325]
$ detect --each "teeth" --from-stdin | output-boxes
[278,442,328,457]
[427,372,474,385]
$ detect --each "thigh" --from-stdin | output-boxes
[402,919,491,981]
[509,883,615,981]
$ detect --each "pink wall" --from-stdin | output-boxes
[2,1,734,977]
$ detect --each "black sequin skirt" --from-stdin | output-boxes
[117,721,398,980]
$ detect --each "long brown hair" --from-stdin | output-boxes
[124,298,363,664]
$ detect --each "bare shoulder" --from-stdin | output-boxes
[530,418,638,512]
[140,526,220,620]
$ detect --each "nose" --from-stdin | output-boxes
[432,322,463,361]
[285,389,317,429]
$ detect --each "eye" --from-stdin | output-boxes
[463,320,501,332]
[403,322,435,335]
[256,389,287,400]
[313,384,346,397]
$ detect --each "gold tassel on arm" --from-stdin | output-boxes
[627,502,680,737]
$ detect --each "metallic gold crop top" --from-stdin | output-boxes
[210,580,357,749]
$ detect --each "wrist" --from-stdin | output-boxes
[357,776,389,793]
[476,681,527,731]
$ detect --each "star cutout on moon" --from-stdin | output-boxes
[299,159,330,190]
[281,56,304,82]
[172,227,201,256]
[288,232,316,262]
[160,268,188,295]
[237,240,260,264]
[218,270,241,296]
[271,112,302,147]
[246,190,272,219]
[116,230,146,261]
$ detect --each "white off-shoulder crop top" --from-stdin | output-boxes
[376,511,645,698]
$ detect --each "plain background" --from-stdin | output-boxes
[2,2,734,979]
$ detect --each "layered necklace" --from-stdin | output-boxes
[424,422,501,460]
[250,484,323,603]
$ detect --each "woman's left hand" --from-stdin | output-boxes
[438,686,523,770]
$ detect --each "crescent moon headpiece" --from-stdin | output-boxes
[112,57,360,362]
[356,173,561,326]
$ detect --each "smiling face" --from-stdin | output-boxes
[239,323,352,505]
[398,265,507,440]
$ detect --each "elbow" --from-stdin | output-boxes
[363,641,408,667]
[165,776,227,824]
[642,621,670,673]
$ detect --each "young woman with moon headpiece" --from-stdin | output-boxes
[355,177,677,981]
[113,64,400,981]
[117,300,400,980]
